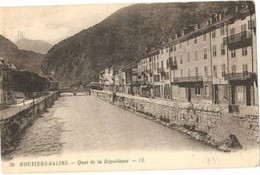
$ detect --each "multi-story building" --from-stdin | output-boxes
[100,67,114,91]
[0,58,4,107]
[0,57,16,106]
[97,2,257,111]
[167,2,257,108]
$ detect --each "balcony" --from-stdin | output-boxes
[147,69,153,76]
[169,60,177,70]
[172,76,203,84]
[157,68,165,75]
[248,19,256,30]
[224,72,256,81]
[132,71,138,76]
[223,31,252,49]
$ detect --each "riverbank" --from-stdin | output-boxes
[91,90,259,152]
[1,91,59,156]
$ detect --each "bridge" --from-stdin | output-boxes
[58,88,90,96]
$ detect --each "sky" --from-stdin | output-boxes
[0,3,129,44]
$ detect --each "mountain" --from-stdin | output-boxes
[41,1,252,86]
[15,38,53,54]
[0,35,45,74]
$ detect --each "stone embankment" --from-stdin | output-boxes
[91,90,259,151]
[1,92,59,155]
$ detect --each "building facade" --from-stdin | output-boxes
[97,3,257,112]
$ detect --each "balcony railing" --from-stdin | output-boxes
[147,69,153,75]
[169,60,177,70]
[248,19,256,30]
[223,31,252,47]
[224,72,256,81]
[173,76,203,83]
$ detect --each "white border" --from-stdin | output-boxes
[0,0,259,175]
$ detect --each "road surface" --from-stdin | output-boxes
[7,93,217,158]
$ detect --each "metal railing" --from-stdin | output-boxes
[157,68,165,73]
[224,72,256,81]
[169,60,177,70]
[173,76,203,83]
[248,19,256,30]
[223,31,251,45]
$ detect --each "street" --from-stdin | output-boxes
[5,93,218,159]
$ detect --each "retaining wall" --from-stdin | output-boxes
[91,90,259,151]
[1,92,58,155]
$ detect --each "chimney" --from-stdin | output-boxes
[207,20,211,26]
[181,29,185,36]
[194,23,200,30]
[235,6,239,12]
[218,13,222,21]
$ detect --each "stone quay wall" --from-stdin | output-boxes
[91,90,259,151]
[1,92,59,154]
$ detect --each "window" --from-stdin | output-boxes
[195,50,198,61]
[194,37,197,44]
[204,48,207,59]
[180,55,183,64]
[195,85,201,95]
[212,30,216,38]
[221,64,226,77]
[220,26,225,36]
[174,56,177,62]
[181,69,183,77]
[157,62,159,69]
[170,46,173,52]
[187,40,189,46]
[241,24,247,32]
[213,45,217,57]
[230,28,235,35]
[221,43,225,55]
[231,65,236,74]
[243,64,248,76]
[204,84,209,96]
[224,85,228,99]
[204,66,208,78]
[174,45,176,51]
[237,86,244,102]
[188,68,190,77]
[231,50,236,58]
[166,60,169,69]
[165,72,170,80]
[187,52,190,62]
[203,33,207,41]
[161,49,163,54]
[213,66,217,78]
[195,67,198,77]
[242,47,248,56]
[179,43,182,49]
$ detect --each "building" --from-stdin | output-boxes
[97,2,257,111]
[168,2,257,108]
[0,57,16,106]
[0,58,4,107]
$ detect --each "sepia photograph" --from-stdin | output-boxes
[0,0,259,173]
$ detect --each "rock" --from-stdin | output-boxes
[219,134,243,150]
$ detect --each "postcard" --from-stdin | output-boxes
[0,1,259,173]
